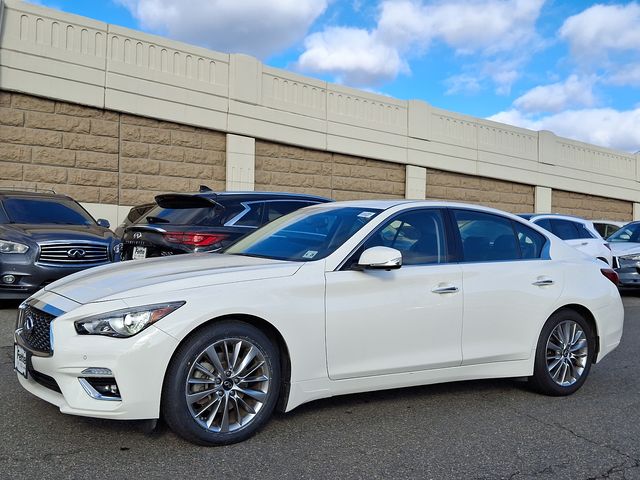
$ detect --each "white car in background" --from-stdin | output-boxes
[607,221,640,287]
[519,214,612,266]
[15,201,623,446]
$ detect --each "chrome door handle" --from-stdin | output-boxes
[580,242,588,246]
[432,285,460,294]
[532,279,554,287]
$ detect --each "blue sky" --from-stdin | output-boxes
[28,0,640,152]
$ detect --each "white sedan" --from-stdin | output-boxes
[14,201,624,445]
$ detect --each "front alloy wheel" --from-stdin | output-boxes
[529,309,595,396]
[163,321,280,445]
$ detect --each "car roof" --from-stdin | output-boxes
[0,190,74,201]
[519,213,591,223]
[177,191,332,203]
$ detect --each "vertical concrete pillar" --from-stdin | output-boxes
[535,186,552,213]
[226,134,255,191]
[634,203,640,221]
[405,165,427,199]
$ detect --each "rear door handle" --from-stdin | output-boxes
[432,284,460,294]
[532,278,554,287]
[580,242,589,246]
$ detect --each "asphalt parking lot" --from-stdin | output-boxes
[1,297,640,480]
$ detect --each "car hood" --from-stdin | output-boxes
[44,253,303,304]
[609,242,640,256]
[1,224,115,243]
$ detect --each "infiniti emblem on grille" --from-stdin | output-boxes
[67,248,86,259]
[133,232,142,240]
[24,313,34,332]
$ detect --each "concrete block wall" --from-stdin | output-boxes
[551,190,633,221]
[425,168,535,213]
[254,141,405,200]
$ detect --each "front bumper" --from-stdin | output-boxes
[613,259,640,288]
[15,297,179,420]
[0,257,110,299]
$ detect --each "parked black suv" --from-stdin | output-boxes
[121,190,331,260]
[0,190,120,299]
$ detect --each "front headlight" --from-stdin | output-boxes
[75,302,185,338]
[0,239,29,254]
[113,242,122,254]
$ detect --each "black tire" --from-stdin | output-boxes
[529,309,595,396]
[162,320,281,446]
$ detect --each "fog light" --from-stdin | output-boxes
[79,377,121,401]
[2,275,16,284]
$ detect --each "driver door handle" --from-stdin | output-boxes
[432,284,460,294]
[532,277,554,287]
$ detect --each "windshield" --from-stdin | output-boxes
[608,223,640,243]
[224,206,382,261]
[1,197,95,225]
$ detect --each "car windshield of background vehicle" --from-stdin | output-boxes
[224,207,382,261]
[1,198,95,225]
[608,224,640,243]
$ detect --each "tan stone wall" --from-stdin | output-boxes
[0,91,225,205]
[426,168,535,213]
[255,141,405,200]
[552,190,632,221]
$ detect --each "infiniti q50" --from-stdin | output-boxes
[14,201,623,445]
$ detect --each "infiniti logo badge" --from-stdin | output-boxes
[24,313,34,332]
[67,248,86,259]
[133,232,142,240]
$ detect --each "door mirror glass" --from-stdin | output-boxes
[97,218,110,228]
[358,246,402,270]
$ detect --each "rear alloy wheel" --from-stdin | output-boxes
[529,310,595,396]
[163,321,280,445]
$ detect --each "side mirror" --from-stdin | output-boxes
[97,218,111,229]
[357,246,402,270]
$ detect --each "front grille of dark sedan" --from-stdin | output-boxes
[19,305,56,354]
[38,243,109,265]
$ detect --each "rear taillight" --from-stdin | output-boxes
[163,232,228,247]
[601,268,619,286]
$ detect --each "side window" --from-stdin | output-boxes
[233,203,264,227]
[453,209,519,262]
[534,218,553,233]
[0,203,7,224]
[514,222,547,259]
[265,201,315,223]
[550,219,581,240]
[362,209,448,266]
[576,223,595,239]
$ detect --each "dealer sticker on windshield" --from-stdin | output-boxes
[358,211,376,219]
[302,250,318,259]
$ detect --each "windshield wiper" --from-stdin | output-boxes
[146,216,171,224]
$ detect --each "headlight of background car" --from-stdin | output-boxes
[112,242,122,254]
[0,239,29,254]
[75,302,185,337]
[620,254,640,262]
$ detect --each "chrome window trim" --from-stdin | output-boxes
[224,200,319,227]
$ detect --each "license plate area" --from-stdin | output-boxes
[132,246,147,260]
[14,344,29,378]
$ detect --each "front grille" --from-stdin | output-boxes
[38,243,109,265]
[29,368,61,393]
[20,305,56,354]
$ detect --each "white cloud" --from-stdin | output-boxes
[488,107,640,152]
[298,27,406,86]
[296,0,545,88]
[608,64,640,87]
[560,3,640,59]
[513,75,597,113]
[115,0,328,59]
